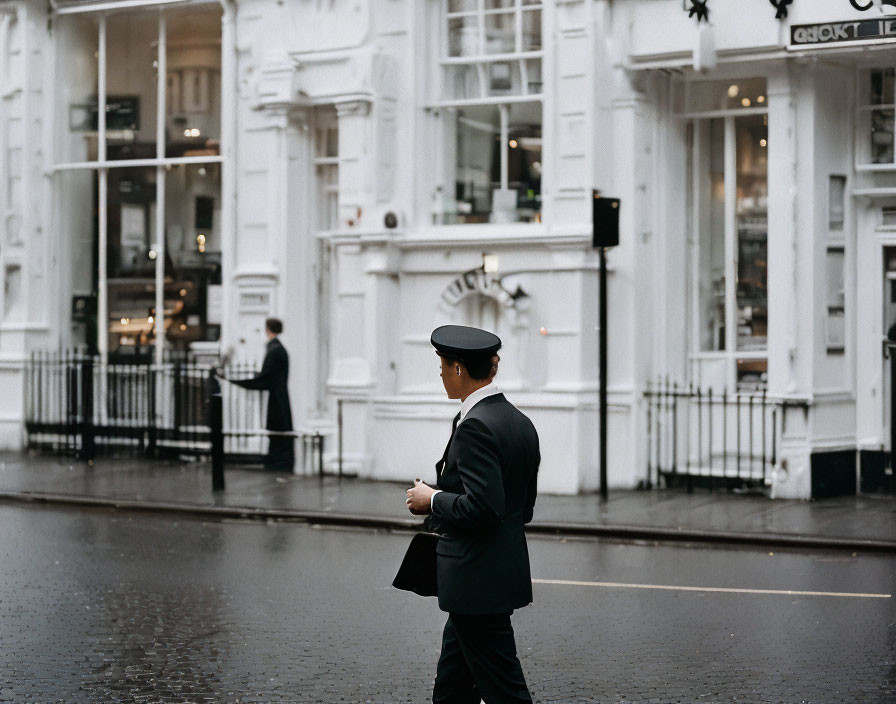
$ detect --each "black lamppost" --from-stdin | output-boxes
[593,191,620,501]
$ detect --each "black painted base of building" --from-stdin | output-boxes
[859,450,895,495]
[658,450,894,498]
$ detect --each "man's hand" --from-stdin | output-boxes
[406,478,436,515]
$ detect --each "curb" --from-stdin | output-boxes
[1,490,894,554]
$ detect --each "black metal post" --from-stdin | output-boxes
[316,432,324,476]
[210,392,224,491]
[338,398,344,478]
[207,369,224,492]
[599,246,608,501]
[79,355,96,462]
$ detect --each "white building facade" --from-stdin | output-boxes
[0,0,891,498]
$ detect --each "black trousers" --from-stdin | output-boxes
[432,613,532,704]
[264,436,294,471]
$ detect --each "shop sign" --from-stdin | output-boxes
[790,18,896,47]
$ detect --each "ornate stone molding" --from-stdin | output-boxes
[334,98,372,118]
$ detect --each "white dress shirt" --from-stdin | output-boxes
[431,384,501,509]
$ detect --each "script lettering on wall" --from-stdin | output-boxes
[441,268,529,311]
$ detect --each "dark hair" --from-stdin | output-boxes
[441,353,500,381]
[265,317,283,335]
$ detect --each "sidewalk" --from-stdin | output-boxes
[0,452,894,552]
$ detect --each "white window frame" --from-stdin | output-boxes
[429,0,544,227]
[681,85,769,393]
[856,65,896,172]
[51,2,224,368]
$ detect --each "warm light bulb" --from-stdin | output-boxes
[741,98,751,107]
[728,85,740,98]
[760,138,767,147]
[148,316,154,324]
[509,139,518,148]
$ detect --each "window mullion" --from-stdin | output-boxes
[892,70,896,166]
[724,116,737,388]
[154,13,167,369]
[478,0,485,56]
[689,120,700,357]
[97,15,108,366]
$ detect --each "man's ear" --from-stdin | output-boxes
[455,365,461,376]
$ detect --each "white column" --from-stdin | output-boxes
[219,0,237,358]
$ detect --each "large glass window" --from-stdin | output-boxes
[54,4,223,362]
[435,0,542,225]
[859,68,896,166]
[689,80,768,390]
[314,107,339,232]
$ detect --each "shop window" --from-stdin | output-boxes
[687,79,768,390]
[677,77,767,114]
[53,5,223,359]
[434,0,543,225]
[858,68,896,166]
[314,107,339,232]
[825,247,846,354]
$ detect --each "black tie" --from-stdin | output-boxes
[435,412,461,482]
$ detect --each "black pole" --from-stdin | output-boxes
[207,369,224,491]
[79,354,96,462]
[210,392,225,491]
[337,398,344,478]
[599,246,608,501]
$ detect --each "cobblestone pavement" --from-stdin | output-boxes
[0,503,894,703]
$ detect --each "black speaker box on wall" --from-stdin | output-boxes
[592,192,620,248]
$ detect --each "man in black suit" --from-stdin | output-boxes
[225,318,294,471]
[406,325,539,704]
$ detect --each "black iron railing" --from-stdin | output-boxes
[24,350,325,472]
[644,379,802,492]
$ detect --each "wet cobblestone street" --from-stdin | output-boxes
[0,503,894,703]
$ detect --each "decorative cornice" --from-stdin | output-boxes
[334,98,372,117]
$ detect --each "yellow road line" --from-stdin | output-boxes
[531,578,891,599]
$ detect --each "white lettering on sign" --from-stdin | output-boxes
[792,22,860,43]
[791,17,896,46]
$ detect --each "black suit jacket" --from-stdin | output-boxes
[429,393,539,615]
[230,338,293,431]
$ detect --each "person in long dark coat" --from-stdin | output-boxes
[406,325,540,704]
[226,318,294,471]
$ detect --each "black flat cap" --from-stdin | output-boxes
[431,325,502,361]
